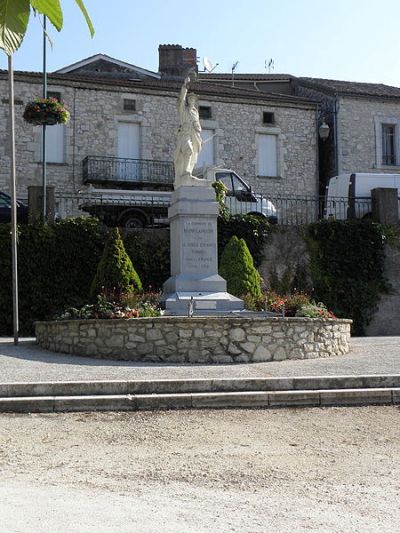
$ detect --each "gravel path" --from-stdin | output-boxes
[0,407,399,532]
[0,336,399,383]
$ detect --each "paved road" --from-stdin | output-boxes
[0,336,399,382]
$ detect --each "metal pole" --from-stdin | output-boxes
[8,55,19,345]
[42,15,47,223]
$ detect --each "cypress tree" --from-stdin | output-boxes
[90,228,142,299]
[219,236,262,298]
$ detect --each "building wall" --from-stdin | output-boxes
[295,82,400,180]
[0,75,318,207]
[337,97,400,175]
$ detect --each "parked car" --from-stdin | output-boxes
[0,192,28,223]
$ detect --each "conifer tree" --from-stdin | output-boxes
[90,228,142,299]
[219,235,262,298]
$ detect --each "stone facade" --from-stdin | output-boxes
[337,97,400,175]
[295,82,400,185]
[0,71,318,218]
[35,316,351,364]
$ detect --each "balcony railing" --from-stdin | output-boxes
[82,156,174,186]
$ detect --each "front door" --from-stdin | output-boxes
[117,122,140,181]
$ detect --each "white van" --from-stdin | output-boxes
[81,166,278,227]
[197,167,278,224]
[324,173,400,219]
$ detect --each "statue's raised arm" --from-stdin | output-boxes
[177,74,190,115]
[173,71,206,188]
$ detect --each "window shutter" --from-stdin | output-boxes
[257,134,278,176]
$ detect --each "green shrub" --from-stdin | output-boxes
[91,227,142,299]
[219,236,262,298]
[307,219,389,334]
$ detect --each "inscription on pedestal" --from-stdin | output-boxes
[182,219,216,273]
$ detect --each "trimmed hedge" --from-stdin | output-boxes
[0,218,106,335]
[218,214,271,267]
[308,219,389,335]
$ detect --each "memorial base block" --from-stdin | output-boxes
[162,185,244,315]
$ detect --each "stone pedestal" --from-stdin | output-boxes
[162,185,244,315]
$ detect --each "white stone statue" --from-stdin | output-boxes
[174,71,206,188]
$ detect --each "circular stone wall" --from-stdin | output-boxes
[35,317,352,364]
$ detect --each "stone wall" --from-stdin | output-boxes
[365,239,400,335]
[0,73,318,207]
[35,317,351,364]
[337,97,400,174]
[259,226,312,293]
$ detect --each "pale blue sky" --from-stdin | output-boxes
[1,0,400,86]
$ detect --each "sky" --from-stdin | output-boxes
[1,0,400,86]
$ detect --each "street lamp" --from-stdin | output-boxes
[319,119,330,141]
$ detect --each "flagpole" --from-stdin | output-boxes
[8,54,19,345]
[42,15,47,222]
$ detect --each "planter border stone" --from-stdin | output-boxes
[35,316,352,364]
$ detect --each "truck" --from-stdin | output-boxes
[324,172,400,219]
[79,156,277,227]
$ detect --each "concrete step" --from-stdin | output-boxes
[1,374,400,398]
[0,387,399,413]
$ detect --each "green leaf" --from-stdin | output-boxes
[74,0,94,37]
[0,0,30,55]
[30,0,63,31]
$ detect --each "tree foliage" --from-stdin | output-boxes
[0,0,93,55]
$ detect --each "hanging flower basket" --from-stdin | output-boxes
[23,97,70,126]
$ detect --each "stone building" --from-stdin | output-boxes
[0,45,319,223]
[202,71,400,191]
[295,78,400,190]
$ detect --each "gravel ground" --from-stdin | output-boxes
[0,407,399,532]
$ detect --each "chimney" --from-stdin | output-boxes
[158,44,198,79]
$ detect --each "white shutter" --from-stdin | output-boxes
[257,134,278,176]
[42,124,64,163]
[196,129,214,169]
[118,123,140,159]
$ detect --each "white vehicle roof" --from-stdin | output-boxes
[327,173,400,197]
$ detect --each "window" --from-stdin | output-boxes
[382,124,396,165]
[0,194,10,207]
[256,134,278,177]
[40,124,65,163]
[215,172,233,193]
[375,117,400,168]
[199,106,212,120]
[123,98,136,112]
[263,112,275,125]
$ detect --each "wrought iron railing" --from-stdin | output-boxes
[82,156,175,186]
[16,192,399,227]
